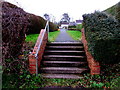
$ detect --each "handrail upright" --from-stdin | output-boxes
[35,21,49,76]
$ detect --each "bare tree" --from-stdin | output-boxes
[60,13,70,23]
[44,13,50,21]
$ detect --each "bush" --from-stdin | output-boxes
[82,11,120,64]
[68,25,76,29]
[2,2,30,60]
[27,14,58,34]
[76,24,83,30]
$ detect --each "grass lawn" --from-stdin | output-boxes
[67,30,82,41]
[48,31,60,42]
[25,31,60,44]
[25,34,39,44]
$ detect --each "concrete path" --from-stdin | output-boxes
[55,29,78,42]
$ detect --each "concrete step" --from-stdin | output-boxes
[43,55,86,61]
[44,50,85,55]
[47,42,83,46]
[46,46,83,49]
[42,61,87,67]
[41,74,83,79]
[44,55,85,58]
[40,67,88,74]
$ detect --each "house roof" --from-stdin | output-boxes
[76,20,83,23]
[61,22,69,25]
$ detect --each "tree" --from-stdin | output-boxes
[60,13,70,23]
[44,13,50,21]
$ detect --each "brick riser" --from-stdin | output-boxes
[39,42,90,79]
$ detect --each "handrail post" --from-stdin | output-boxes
[47,21,49,41]
[36,56,38,76]
[35,21,49,76]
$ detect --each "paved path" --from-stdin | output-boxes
[55,29,78,42]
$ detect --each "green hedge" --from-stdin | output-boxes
[26,14,58,35]
[76,24,83,30]
[68,25,76,28]
[82,11,120,64]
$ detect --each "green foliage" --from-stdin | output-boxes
[76,24,83,30]
[26,31,60,44]
[68,25,76,28]
[67,30,82,41]
[27,14,58,35]
[115,2,120,23]
[104,4,116,16]
[25,34,39,44]
[3,72,43,88]
[110,77,120,88]
[49,22,58,32]
[82,11,120,64]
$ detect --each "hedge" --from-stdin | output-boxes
[82,11,120,64]
[26,14,58,34]
[2,2,30,60]
[2,2,58,60]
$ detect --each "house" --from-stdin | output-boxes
[69,22,76,26]
[76,20,83,24]
[60,22,69,29]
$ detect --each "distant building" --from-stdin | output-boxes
[69,22,76,26]
[60,22,69,29]
[76,20,83,24]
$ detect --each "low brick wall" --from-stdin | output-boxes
[81,28,100,75]
[29,29,48,74]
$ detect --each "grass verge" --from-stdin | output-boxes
[67,30,82,41]
[25,31,60,44]
[48,31,60,42]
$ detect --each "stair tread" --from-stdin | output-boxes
[45,50,84,53]
[44,55,85,58]
[46,46,83,48]
[43,61,87,64]
[41,67,88,71]
[41,74,83,79]
[47,42,82,44]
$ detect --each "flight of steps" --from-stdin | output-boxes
[39,42,89,79]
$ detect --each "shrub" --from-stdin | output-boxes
[26,14,58,34]
[76,24,83,30]
[2,2,30,60]
[82,11,120,64]
[68,25,76,28]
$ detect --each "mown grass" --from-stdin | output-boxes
[48,31,60,42]
[25,34,39,44]
[25,31,60,44]
[67,30,82,41]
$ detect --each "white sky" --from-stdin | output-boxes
[5,0,120,22]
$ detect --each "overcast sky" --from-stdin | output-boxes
[5,0,120,22]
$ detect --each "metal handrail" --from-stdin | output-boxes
[35,21,49,76]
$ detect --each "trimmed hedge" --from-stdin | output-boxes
[2,2,58,60]
[26,14,58,34]
[76,24,83,30]
[2,2,30,59]
[82,11,120,64]
[68,25,76,28]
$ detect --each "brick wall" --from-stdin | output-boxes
[29,29,48,74]
[81,28,100,75]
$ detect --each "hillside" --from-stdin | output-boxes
[104,4,116,16]
[104,2,120,22]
